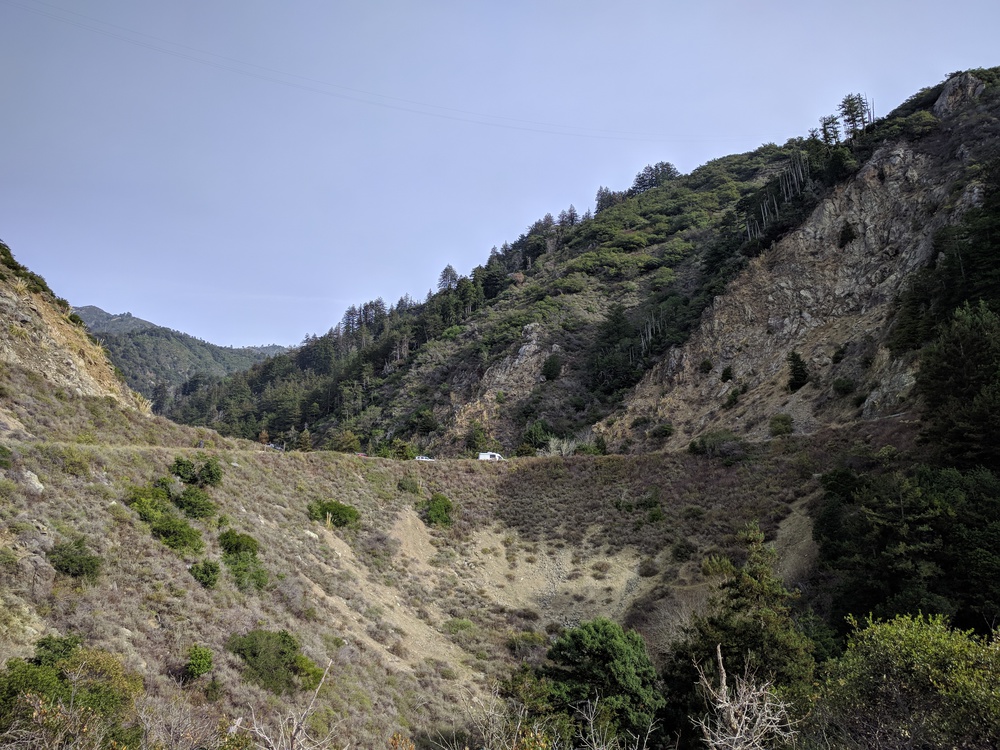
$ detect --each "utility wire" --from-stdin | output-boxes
[1,0,713,143]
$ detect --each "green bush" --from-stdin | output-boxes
[47,538,102,582]
[226,629,321,694]
[720,365,733,382]
[541,354,563,380]
[189,560,220,588]
[648,423,674,439]
[196,457,223,487]
[174,486,217,519]
[397,477,420,495]
[150,515,204,553]
[306,500,360,527]
[224,551,268,592]
[787,350,809,391]
[170,457,197,484]
[0,446,12,470]
[219,530,267,591]
[769,413,793,436]
[424,493,453,527]
[832,377,856,396]
[218,529,260,556]
[183,645,213,682]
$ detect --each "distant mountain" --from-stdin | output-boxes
[73,305,158,335]
[74,305,286,401]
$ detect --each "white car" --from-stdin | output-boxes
[414,455,436,461]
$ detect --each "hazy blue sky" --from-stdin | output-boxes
[2,0,997,346]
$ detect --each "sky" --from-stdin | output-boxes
[2,0,998,347]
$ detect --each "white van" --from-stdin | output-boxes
[477,452,505,461]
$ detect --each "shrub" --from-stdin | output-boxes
[787,351,809,392]
[189,560,220,588]
[196,457,223,487]
[224,551,268,592]
[226,629,321,694]
[397,477,420,495]
[720,366,733,382]
[48,538,102,582]
[541,354,563,381]
[306,500,360,527]
[218,530,260,557]
[769,413,793,436]
[183,645,213,682]
[219,530,267,591]
[699,359,713,374]
[424,493,453,527]
[0,446,12,470]
[170,457,197,484]
[150,515,204,553]
[174,486,216,519]
[832,377,856,396]
[648,423,674,439]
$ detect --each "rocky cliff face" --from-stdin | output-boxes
[601,75,993,451]
[0,276,144,439]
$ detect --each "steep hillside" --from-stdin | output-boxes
[162,69,1000,462]
[606,72,997,451]
[0,247,836,746]
[74,305,286,401]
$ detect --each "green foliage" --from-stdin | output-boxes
[47,538,102,582]
[327,429,361,453]
[423,493,453,527]
[189,559,220,588]
[769,413,793,436]
[541,354,563,381]
[397,476,420,494]
[814,464,1000,633]
[648,423,673,439]
[719,365,733,382]
[170,457,197,483]
[0,445,12,470]
[306,499,360,527]
[226,629,321,694]
[183,644,213,682]
[661,523,815,742]
[698,358,713,374]
[174,485,216,519]
[218,530,267,591]
[218,529,260,556]
[786,351,809,392]
[172,455,223,487]
[150,514,204,553]
[543,618,664,740]
[196,456,223,487]
[812,615,1000,749]
[522,420,552,449]
[0,636,143,743]
[916,302,1000,467]
[831,377,856,396]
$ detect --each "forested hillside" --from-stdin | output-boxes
[1,68,1000,750]
[162,69,1000,463]
[75,305,286,401]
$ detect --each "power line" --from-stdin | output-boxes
[1,0,719,143]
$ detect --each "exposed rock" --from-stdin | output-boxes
[933,72,986,117]
[15,469,44,495]
[605,139,979,450]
